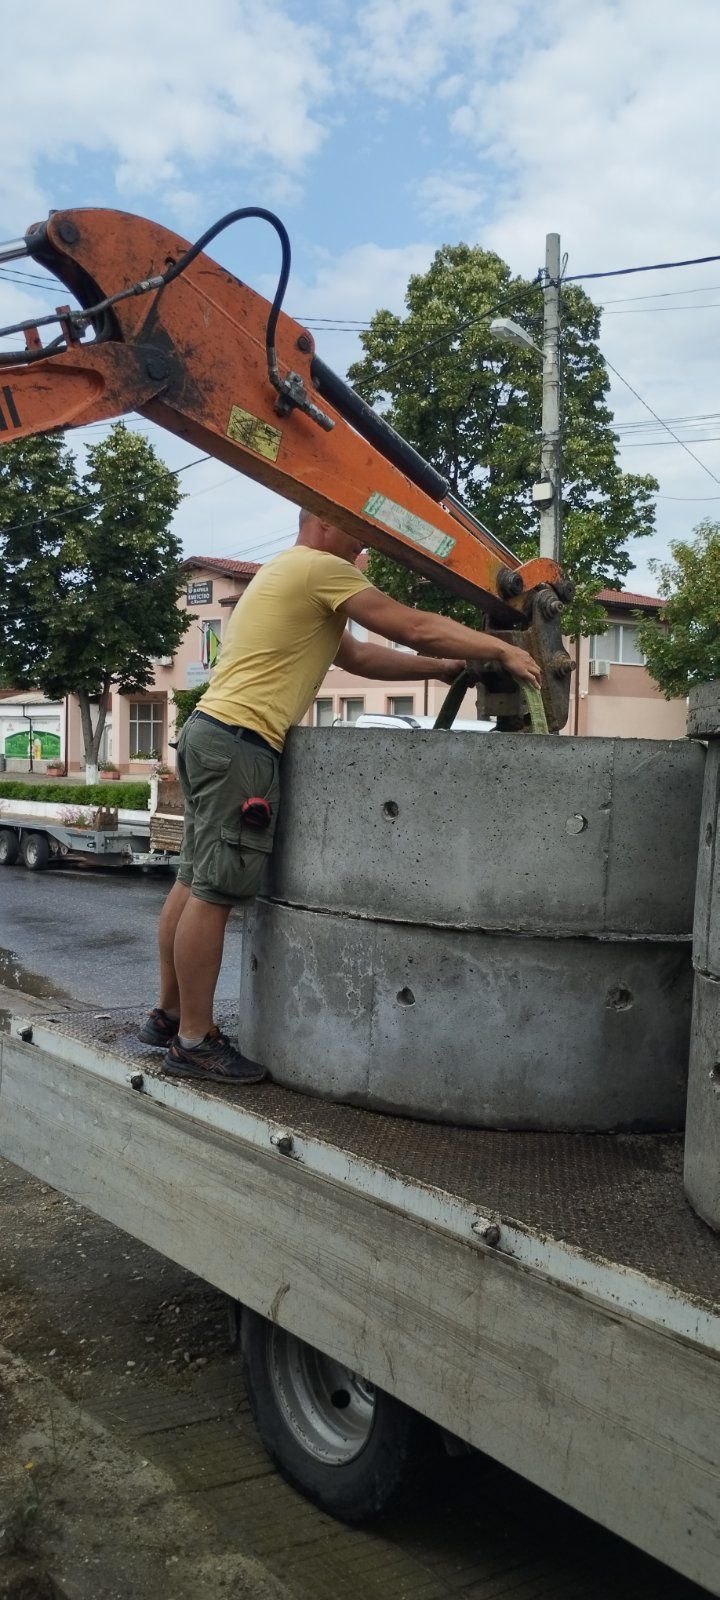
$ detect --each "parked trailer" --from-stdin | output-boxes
[0,801,173,870]
[0,1008,718,1594]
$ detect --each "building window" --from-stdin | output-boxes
[346,618,367,642]
[388,696,415,717]
[129,701,164,758]
[201,619,222,670]
[314,698,334,726]
[341,697,365,723]
[590,622,645,666]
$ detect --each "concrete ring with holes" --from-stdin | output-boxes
[240,728,706,1130]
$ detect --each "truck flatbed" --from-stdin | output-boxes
[1,1007,718,1593]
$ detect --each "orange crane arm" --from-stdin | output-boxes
[0,207,566,627]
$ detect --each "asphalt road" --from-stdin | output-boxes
[0,859,245,1010]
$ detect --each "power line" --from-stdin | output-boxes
[622,434,720,448]
[0,266,58,291]
[563,251,720,284]
[603,303,720,317]
[366,280,542,389]
[0,452,211,538]
[599,282,720,306]
[615,411,720,432]
[605,357,720,488]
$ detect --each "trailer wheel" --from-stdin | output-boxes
[0,829,19,866]
[22,831,51,871]
[241,1309,433,1521]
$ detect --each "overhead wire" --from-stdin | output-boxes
[562,251,720,284]
[604,356,720,488]
[0,452,212,539]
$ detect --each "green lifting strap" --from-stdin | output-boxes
[433,668,475,730]
[434,670,549,733]
[520,682,549,733]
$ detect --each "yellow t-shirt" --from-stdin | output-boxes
[199,546,372,750]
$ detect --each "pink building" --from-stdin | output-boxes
[565,589,687,739]
[2,563,686,775]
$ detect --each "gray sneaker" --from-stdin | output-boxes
[138,1008,179,1048]
[163,1026,266,1085]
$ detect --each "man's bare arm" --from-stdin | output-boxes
[340,586,542,689]
[334,632,463,684]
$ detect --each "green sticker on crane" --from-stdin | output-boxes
[362,492,456,560]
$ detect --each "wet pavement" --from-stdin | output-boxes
[0,859,244,1009]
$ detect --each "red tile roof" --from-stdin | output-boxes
[182,558,663,612]
[597,587,664,610]
[183,556,260,579]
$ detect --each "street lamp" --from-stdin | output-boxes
[489,317,542,358]
[489,233,563,566]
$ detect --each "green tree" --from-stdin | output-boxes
[347,244,657,635]
[0,423,190,776]
[172,683,208,730]
[636,522,720,698]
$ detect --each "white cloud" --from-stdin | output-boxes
[348,0,523,101]
[257,238,437,378]
[1,0,330,231]
[415,170,486,226]
[5,0,720,584]
[391,0,720,582]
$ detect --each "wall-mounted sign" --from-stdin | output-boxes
[5,729,61,759]
[187,580,213,606]
[186,664,211,688]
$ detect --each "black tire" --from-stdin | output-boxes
[241,1309,433,1521]
[22,831,51,871]
[0,829,20,866]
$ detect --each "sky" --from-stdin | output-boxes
[2,0,720,591]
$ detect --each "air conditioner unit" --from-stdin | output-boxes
[153,656,172,668]
[590,659,611,679]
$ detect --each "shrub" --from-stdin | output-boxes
[172,684,208,730]
[0,781,150,808]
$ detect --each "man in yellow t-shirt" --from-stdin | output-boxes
[139,508,541,1086]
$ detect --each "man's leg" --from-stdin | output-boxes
[138,877,191,1046]
[173,893,232,1043]
[157,878,191,1016]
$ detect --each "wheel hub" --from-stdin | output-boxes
[268,1327,376,1465]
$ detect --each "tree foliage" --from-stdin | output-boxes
[636,521,720,698]
[172,683,208,729]
[347,244,657,635]
[0,424,190,767]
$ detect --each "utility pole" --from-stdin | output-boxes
[534,232,563,564]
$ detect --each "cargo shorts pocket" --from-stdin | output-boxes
[212,822,274,903]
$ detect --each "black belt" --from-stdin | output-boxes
[194,710,278,756]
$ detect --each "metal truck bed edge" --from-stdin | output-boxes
[1,1007,718,1593]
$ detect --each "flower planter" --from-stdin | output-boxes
[46,766,65,778]
[99,770,120,782]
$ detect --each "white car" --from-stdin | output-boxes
[342,713,495,732]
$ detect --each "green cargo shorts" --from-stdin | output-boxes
[175,713,281,907]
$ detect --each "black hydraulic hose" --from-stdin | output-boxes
[159,206,292,380]
[0,206,292,377]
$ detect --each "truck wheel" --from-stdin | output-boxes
[0,829,19,866]
[22,832,51,871]
[241,1309,433,1521]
